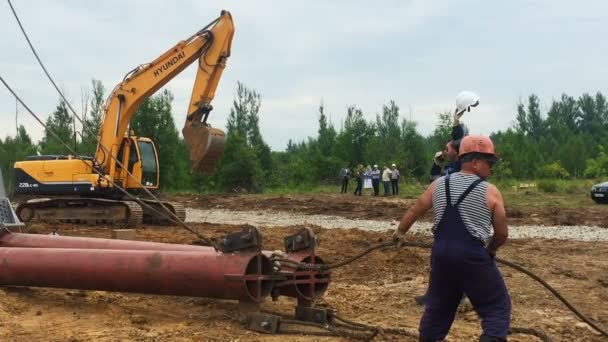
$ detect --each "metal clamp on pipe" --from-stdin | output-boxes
[274,228,330,301]
[219,224,262,253]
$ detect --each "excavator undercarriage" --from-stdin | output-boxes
[15,197,185,227]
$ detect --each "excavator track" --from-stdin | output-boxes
[140,200,186,225]
[16,197,144,227]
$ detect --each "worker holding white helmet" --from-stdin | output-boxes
[429,91,480,182]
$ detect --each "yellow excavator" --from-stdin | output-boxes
[12,11,235,226]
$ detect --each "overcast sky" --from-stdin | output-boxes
[1,0,607,150]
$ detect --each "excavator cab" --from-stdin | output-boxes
[117,136,159,190]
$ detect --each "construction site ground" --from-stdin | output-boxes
[1,193,607,341]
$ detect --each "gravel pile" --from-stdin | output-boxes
[186,208,608,242]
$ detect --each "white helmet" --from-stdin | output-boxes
[455,91,480,116]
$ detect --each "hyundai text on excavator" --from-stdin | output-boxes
[12,11,235,226]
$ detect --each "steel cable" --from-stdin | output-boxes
[496,256,607,338]
[509,327,553,342]
[274,239,605,338]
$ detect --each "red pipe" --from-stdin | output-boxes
[0,247,273,302]
[0,232,330,301]
[0,232,207,252]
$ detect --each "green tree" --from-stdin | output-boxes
[39,99,74,155]
[399,118,427,177]
[578,92,605,137]
[131,89,184,190]
[584,145,608,178]
[308,103,342,183]
[218,82,267,192]
[81,79,105,156]
[336,106,372,165]
[376,101,401,162]
[0,125,37,193]
[428,111,453,151]
[516,94,545,139]
[546,94,578,133]
[317,102,337,156]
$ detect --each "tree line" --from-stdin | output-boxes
[1,80,607,193]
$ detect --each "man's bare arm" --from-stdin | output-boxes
[487,184,508,252]
[396,181,436,234]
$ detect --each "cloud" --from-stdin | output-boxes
[1,0,607,152]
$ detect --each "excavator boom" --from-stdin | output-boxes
[96,10,234,176]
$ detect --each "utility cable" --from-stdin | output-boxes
[496,256,607,338]
[6,1,219,248]
[273,239,605,338]
[6,0,82,123]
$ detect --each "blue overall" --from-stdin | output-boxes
[419,175,511,341]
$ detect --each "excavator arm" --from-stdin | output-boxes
[96,10,234,178]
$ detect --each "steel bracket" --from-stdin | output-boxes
[284,227,315,253]
[245,312,281,334]
[219,225,262,253]
[295,305,332,325]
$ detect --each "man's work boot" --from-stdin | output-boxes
[419,336,437,342]
[414,294,428,306]
[479,335,507,342]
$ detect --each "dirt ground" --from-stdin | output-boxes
[175,193,608,227]
[0,194,607,341]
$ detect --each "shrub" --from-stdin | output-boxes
[537,180,559,193]
[537,161,570,179]
[564,182,583,194]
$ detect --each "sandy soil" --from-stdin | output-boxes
[0,194,607,341]
[174,193,608,228]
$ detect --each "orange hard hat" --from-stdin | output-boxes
[458,135,496,158]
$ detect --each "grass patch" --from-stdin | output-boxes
[498,179,594,207]
[164,178,600,208]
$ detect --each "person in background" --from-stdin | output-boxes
[429,91,479,181]
[429,151,444,183]
[363,165,373,195]
[390,163,400,195]
[340,166,350,194]
[370,164,381,196]
[354,164,364,196]
[382,165,392,196]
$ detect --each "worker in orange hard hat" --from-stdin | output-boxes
[393,135,510,342]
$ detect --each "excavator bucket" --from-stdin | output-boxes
[182,124,226,174]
